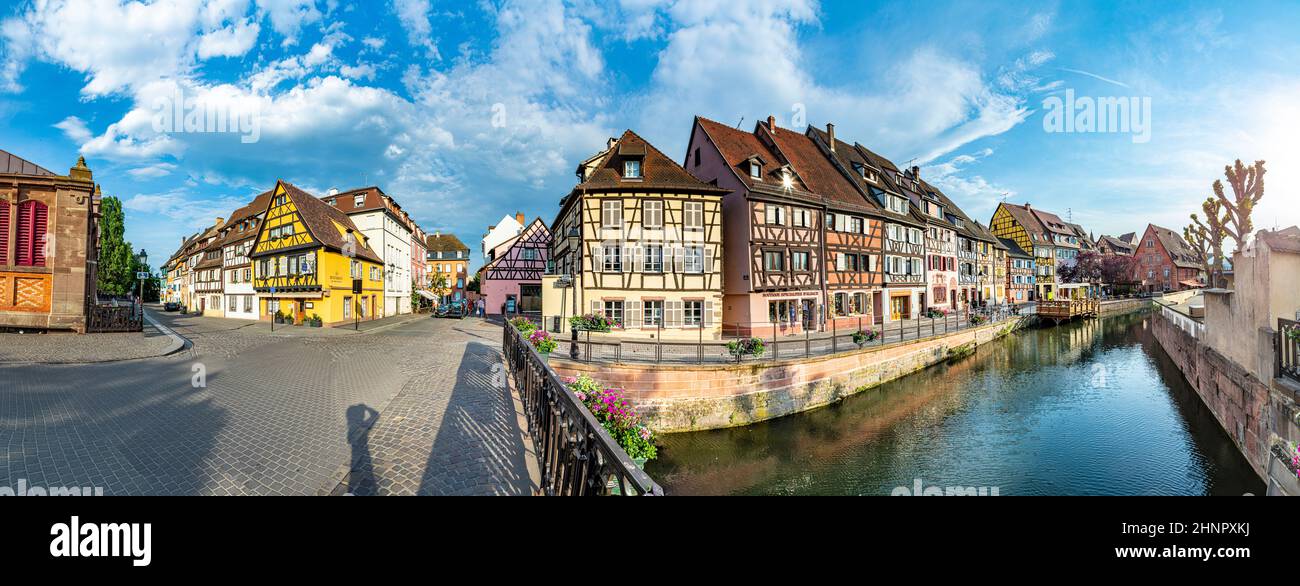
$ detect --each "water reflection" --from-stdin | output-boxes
[647,311,1264,496]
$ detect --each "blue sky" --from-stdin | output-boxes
[2,0,1297,270]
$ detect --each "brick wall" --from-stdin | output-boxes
[552,319,1018,432]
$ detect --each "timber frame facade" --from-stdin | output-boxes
[550,129,726,340]
[687,116,827,335]
[991,202,1055,300]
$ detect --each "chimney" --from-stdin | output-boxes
[910,165,920,179]
[1024,203,1031,209]
[767,115,776,129]
[515,212,525,225]
[606,137,618,150]
[826,123,835,152]
[327,187,339,196]
[215,217,224,227]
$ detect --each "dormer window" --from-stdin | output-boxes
[750,161,761,178]
[328,199,336,206]
[354,194,365,207]
[623,159,642,179]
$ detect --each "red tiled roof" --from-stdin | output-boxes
[574,129,727,194]
[694,116,807,192]
[1149,224,1202,269]
[1001,203,1050,242]
[764,123,867,211]
[272,181,383,264]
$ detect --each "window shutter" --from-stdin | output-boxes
[591,243,604,272]
[15,201,33,266]
[627,300,641,329]
[673,246,684,273]
[704,300,715,326]
[703,247,714,274]
[0,201,8,265]
[590,300,601,316]
[622,244,633,273]
[666,301,682,327]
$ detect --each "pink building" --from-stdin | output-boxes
[481,218,550,315]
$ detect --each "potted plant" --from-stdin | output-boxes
[528,329,557,362]
[924,308,948,319]
[969,313,987,325]
[310,314,323,328]
[852,329,879,347]
[274,310,285,324]
[510,316,537,336]
[726,337,766,363]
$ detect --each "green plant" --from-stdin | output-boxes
[562,375,657,461]
[311,313,322,327]
[509,316,537,335]
[1287,328,1300,342]
[852,329,879,345]
[925,308,948,319]
[528,329,557,354]
[969,313,987,325]
[569,313,616,331]
[726,337,766,361]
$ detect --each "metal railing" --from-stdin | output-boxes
[503,321,663,496]
[1278,318,1300,384]
[539,305,1025,365]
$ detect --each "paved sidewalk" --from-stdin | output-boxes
[0,322,178,364]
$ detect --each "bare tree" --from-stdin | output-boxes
[1190,196,1227,287]
[1184,223,1213,286]
[1213,159,1266,249]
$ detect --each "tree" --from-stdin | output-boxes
[96,196,135,296]
[1190,196,1228,288]
[1059,251,1106,284]
[430,272,451,302]
[1213,159,1266,250]
[466,273,481,294]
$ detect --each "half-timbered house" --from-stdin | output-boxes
[482,218,549,315]
[549,130,726,340]
[991,202,1054,300]
[249,181,384,325]
[686,116,825,335]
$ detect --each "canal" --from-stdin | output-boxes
[645,311,1265,495]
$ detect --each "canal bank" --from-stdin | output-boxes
[645,311,1264,495]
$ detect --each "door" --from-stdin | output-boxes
[890,296,906,321]
[801,300,816,332]
[873,292,884,324]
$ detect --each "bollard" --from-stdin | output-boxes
[570,327,580,360]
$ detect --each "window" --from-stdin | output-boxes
[683,201,703,230]
[749,161,761,178]
[889,196,909,215]
[684,301,703,326]
[854,293,867,315]
[693,147,701,168]
[343,297,353,319]
[276,195,286,206]
[643,300,663,327]
[229,296,237,312]
[643,200,663,229]
[602,200,623,229]
[826,213,836,231]
[603,301,624,324]
[14,200,48,267]
[244,295,253,313]
[623,159,642,179]
[643,245,663,272]
[351,260,362,279]
[791,251,809,272]
[765,205,785,225]
[850,216,865,234]
[769,300,795,323]
[603,244,622,272]
[354,194,365,207]
[683,247,704,273]
[763,250,784,271]
[792,208,809,228]
[836,253,847,271]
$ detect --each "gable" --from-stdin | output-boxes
[252,183,317,256]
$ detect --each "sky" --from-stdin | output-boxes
[1,0,1297,271]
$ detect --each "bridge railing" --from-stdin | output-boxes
[503,320,663,496]
[1278,319,1300,385]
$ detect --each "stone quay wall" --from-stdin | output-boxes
[551,319,1021,433]
[1151,311,1299,488]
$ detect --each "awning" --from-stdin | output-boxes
[1179,280,1205,288]
[416,290,438,300]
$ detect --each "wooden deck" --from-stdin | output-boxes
[1036,299,1100,324]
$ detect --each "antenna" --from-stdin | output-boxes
[735,116,745,129]
[1000,192,1009,204]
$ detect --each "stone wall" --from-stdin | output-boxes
[552,319,1020,433]
[1098,298,1149,316]
[1151,311,1297,483]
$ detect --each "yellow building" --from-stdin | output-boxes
[250,181,384,326]
[990,202,1055,301]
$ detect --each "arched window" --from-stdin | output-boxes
[16,200,48,267]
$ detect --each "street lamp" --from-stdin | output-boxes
[136,249,148,317]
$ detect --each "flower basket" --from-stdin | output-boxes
[726,337,766,362]
[528,329,557,356]
[924,308,948,320]
[852,329,879,346]
[969,314,988,326]
[569,313,614,332]
[563,374,658,493]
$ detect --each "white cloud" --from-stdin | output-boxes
[393,0,438,58]
[253,0,321,45]
[128,163,179,178]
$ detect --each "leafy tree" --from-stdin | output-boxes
[96,196,135,296]
[466,273,481,294]
[430,272,451,302]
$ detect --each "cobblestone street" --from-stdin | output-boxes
[0,310,538,495]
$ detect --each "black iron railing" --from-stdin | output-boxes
[503,321,663,496]
[1278,318,1300,384]
[539,305,1025,365]
[87,303,143,333]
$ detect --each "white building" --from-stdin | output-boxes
[322,187,414,316]
[219,191,271,320]
[482,212,526,264]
